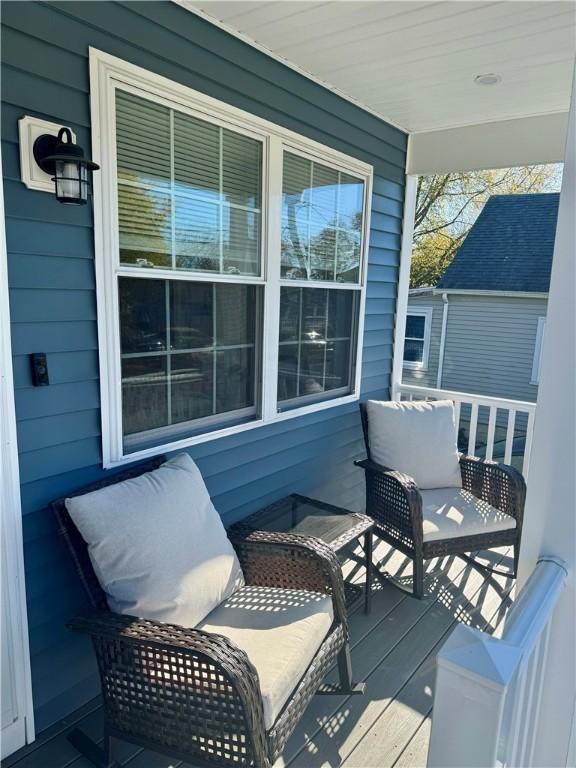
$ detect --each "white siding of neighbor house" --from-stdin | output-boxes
[403,293,548,403]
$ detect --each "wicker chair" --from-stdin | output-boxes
[52,458,362,768]
[356,403,526,599]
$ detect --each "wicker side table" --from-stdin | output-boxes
[230,494,374,614]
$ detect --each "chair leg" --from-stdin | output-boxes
[337,644,365,695]
[412,555,424,599]
[512,543,520,579]
[68,729,117,768]
[317,644,365,695]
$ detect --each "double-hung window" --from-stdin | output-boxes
[91,51,371,466]
[403,309,432,370]
[278,152,363,409]
[115,90,264,452]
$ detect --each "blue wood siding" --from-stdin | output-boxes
[1,1,406,731]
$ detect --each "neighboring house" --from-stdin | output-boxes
[403,193,560,403]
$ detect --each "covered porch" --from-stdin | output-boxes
[1,3,574,768]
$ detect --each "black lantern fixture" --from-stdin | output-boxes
[33,127,99,205]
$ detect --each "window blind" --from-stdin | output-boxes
[116,90,262,276]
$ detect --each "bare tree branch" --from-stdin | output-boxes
[410,164,562,288]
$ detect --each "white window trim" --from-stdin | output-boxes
[403,307,433,371]
[89,49,373,468]
[531,316,546,385]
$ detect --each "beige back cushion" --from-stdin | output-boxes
[65,453,244,627]
[366,399,462,489]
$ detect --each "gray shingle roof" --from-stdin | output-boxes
[437,193,560,292]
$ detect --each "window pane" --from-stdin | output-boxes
[325,339,352,391]
[309,163,338,282]
[174,112,220,194]
[171,352,213,424]
[119,278,166,354]
[279,287,301,342]
[299,344,326,396]
[216,347,255,412]
[120,278,261,447]
[116,90,262,276]
[116,91,171,187]
[215,283,256,347]
[170,281,213,349]
[336,173,363,283]
[301,288,327,342]
[406,314,426,339]
[404,339,424,363]
[278,344,299,401]
[175,193,220,273]
[222,204,260,276]
[327,290,353,338]
[278,286,358,406]
[223,130,261,209]
[122,356,168,435]
[118,185,172,268]
[281,152,364,283]
[281,153,310,280]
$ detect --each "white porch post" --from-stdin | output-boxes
[516,67,575,767]
[391,171,417,398]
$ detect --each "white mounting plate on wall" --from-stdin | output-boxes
[18,116,76,193]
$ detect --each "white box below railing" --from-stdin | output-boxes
[394,384,536,478]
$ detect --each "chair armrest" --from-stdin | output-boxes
[68,611,268,762]
[354,459,423,550]
[230,530,347,627]
[459,455,526,526]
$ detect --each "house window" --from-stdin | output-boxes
[403,308,432,370]
[278,287,359,408]
[92,51,371,465]
[531,316,546,385]
[119,279,262,450]
[278,151,363,409]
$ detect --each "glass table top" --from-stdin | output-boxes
[234,494,372,551]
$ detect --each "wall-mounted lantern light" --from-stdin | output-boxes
[32,127,99,205]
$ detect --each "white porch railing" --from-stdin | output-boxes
[427,557,567,768]
[395,384,536,478]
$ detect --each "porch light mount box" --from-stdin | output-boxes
[19,116,77,193]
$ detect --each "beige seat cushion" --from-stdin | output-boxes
[421,487,516,543]
[366,399,462,489]
[197,585,334,729]
[65,453,244,628]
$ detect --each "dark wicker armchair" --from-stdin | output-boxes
[356,403,526,599]
[52,459,360,768]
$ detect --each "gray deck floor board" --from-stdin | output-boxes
[3,543,515,768]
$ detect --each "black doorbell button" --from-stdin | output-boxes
[31,353,50,386]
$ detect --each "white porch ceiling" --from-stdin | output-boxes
[186,1,576,134]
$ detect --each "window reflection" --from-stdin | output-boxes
[119,277,261,439]
[277,287,357,407]
[281,153,364,283]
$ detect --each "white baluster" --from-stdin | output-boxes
[505,409,516,465]
[523,410,536,478]
[486,406,497,461]
[468,402,479,456]
[454,399,461,431]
